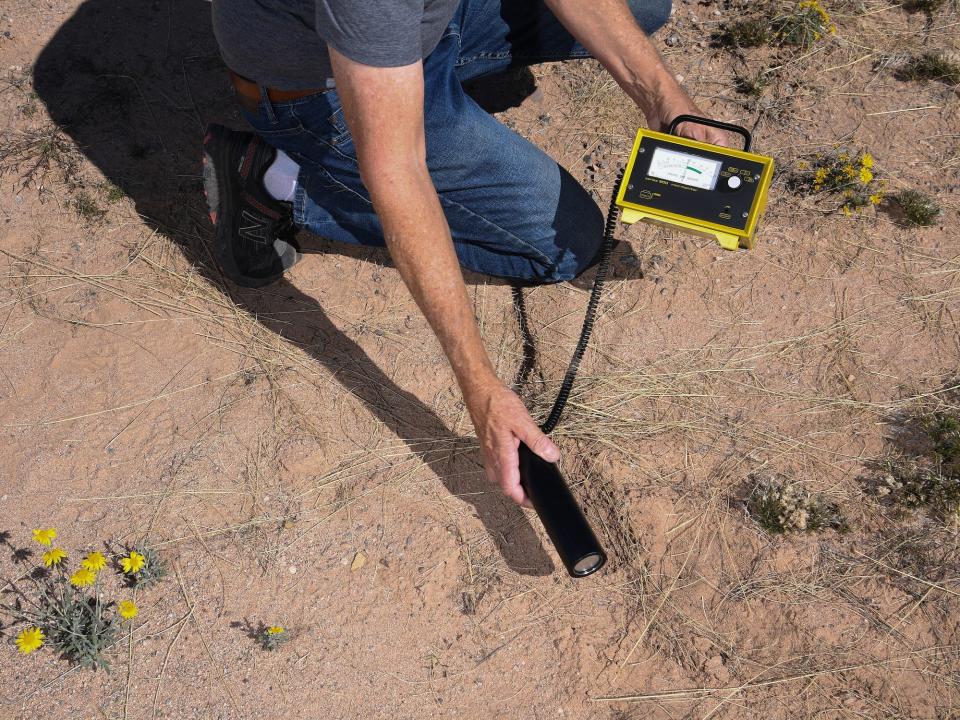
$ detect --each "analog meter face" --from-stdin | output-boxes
[646,147,722,190]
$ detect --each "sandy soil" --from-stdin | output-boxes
[1,0,959,718]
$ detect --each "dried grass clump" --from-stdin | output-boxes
[869,397,960,526]
[746,473,847,534]
[716,1,836,50]
[716,19,771,48]
[895,52,960,85]
[902,0,952,11]
[873,461,960,526]
[0,126,80,188]
[891,189,942,227]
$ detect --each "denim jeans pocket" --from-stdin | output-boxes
[242,103,306,139]
[288,91,352,149]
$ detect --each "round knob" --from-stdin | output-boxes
[727,176,742,189]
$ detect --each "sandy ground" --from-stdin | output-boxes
[1,0,959,718]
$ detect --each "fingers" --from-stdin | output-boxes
[493,434,527,506]
[681,125,729,148]
[487,421,558,507]
[671,116,732,148]
[515,419,560,464]
[706,128,731,147]
[471,385,559,507]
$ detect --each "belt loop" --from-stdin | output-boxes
[259,85,278,123]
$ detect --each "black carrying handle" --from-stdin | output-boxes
[667,114,752,152]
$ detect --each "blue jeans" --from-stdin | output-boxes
[242,0,671,283]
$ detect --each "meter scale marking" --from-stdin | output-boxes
[646,146,721,191]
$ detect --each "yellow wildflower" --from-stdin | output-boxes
[843,164,857,179]
[42,547,67,567]
[15,627,44,654]
[869,193,883,205]
[813,167,828,189]
[32,528,57,546]
[842,205,852,216]
[266,626,285,635]
[119,550,145,575]
[117,600,139,620]
[69,567,97,588]
[861,153,874,169]
[800,0,832,24]
[859,166,873,183]
[81,551,106,572]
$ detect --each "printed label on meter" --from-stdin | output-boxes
[646,147,722,190]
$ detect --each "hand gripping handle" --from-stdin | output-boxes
[667,114,752,152]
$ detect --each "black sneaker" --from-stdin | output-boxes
[202,124,301,287]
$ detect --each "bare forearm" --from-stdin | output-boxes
[544,0,673,105]
[367,163,498,400]
[328,48,561,504]
[362,160,560,504]
[545,0,728,144]
[330,51,499,401]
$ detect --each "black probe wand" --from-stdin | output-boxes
[515,171,623,578]
[518,444,606,577]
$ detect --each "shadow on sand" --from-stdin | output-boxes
[31,0,639,575]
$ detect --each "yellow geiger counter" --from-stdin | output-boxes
[514,116,775,580]
[615,115,774,250]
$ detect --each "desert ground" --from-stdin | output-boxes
[1,0,959,718]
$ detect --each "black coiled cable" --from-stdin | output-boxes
[537,167,625,434]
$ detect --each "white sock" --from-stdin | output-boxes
[263,149,300,202]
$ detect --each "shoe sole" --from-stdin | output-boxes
[203,125,289,289]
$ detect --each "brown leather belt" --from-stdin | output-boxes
[229,71,326,114]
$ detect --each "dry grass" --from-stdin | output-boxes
[1,0,959,716]
[0,125,80,188]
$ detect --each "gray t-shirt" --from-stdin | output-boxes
[212,0,459,90]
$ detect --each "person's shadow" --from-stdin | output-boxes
[32,0,556,575]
